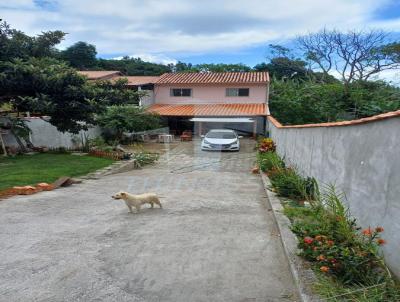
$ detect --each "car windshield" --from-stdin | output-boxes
[206,131,236,139]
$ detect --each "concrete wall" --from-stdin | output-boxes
[2,117,101,149]
[139,90,155,107]
[154,84,268,104]
[268,116,400,277]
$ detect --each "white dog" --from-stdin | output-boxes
[112,191,162,213]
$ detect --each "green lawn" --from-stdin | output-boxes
[0,153,114,190]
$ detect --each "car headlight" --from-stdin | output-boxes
[203,139,211,145]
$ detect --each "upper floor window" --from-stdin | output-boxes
[170,88,192,97]
[226,88,249,97]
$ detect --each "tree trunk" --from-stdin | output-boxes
[11,129,27,153]
[0,132,7,156]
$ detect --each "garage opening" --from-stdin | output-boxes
[189,117,258,138]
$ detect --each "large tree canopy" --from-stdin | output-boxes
[0,20,65,60]
[0,58,101,132]
[0,58,144,133]
[97,105,160,142]
[97,57,171,75]
[298,29,400,84]
[62,41,97,69]
[0,21,145,134]
[173,62,251,73]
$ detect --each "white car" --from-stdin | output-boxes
[201,129,242,151]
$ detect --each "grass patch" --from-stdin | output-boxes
[0,153,114,190]
[313,271,400,301]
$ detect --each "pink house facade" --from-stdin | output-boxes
[148,72,270,137]
[79,71,270,137]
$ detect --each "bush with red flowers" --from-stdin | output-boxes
[260,139,400,300]
[257,138,276,153]
[286,186,390,285]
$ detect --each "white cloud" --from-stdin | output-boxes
[1,0,398,58]
[113,54,178,65]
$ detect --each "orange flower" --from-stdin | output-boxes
[327,240,334,246]
[362,228,372,236]
[316,255,326,261]
[315,235,323,241]
[377,238,386,245]
[375,227,384,233]
[320,266,330,273]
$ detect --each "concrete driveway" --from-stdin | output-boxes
[0,139,298,302]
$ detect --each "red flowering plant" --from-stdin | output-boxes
[257,138,276,153]
[296,225,388,284]
[287,186,390,285]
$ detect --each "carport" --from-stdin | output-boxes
[189,117,258,138]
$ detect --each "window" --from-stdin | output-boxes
[171,88,192,97]
[226,88,249,97]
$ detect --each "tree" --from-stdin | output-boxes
[0,58,102,133]
[97,106,160,142]
[269,80,346,124]
[256,44,313,80]
[97,57,171,75]
[0,21,145,137]
[0,20,65,61]
[62,41,97,69]
[298,29,400,85]
[90,78,146,106]
[264,57,309,80]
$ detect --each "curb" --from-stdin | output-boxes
[260,172,321,302]
[78,159,140,180]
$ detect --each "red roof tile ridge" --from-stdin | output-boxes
[156,71,269,84]
[268,109,400,128]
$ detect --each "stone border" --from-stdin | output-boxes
[260,172,321,302]
[77,159,140,180]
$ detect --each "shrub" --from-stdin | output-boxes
[268,167,310,200]
[288,186,391,286]
[132,152,159,166]
[257,151,284,172]
[97,105,161,143]
[257,137,276,153]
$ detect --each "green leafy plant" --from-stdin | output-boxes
[97,105,161,143]
[257,151,284,172]
[132,151,159,166]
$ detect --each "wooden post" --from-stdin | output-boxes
[253,121,257,139]
[0,131,7,156]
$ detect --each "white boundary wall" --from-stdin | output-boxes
[268,115,400,278]
[2,117,101,149]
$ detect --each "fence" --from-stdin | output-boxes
[267,110,400,278]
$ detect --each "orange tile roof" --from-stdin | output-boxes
[147,103,268,116]
[114,76,160,86]
[156,72,269,85]
[268,109,400,128]
[77,70,121,80]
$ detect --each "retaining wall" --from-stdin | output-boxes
[1,117,101,148]
[267,110,400,278]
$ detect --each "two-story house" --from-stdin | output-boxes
[78,71,270,137]
[148,72,270,137]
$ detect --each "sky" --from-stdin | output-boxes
[1,0,400,71]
